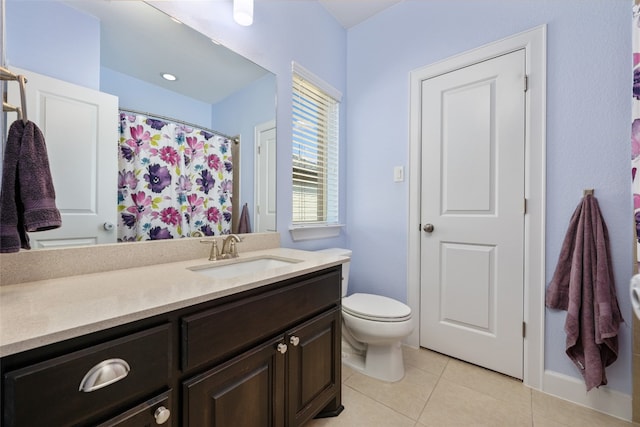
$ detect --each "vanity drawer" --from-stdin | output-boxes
[97,389,173,427]
[3,324,171,427]
[181,267,341,371]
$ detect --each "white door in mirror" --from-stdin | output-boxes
[7,67,119,249]
[630,275,640,320]
[255,121,277,232]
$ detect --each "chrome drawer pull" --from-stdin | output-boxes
[79,358,131,392]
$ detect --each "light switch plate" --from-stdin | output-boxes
[394,166,404,182]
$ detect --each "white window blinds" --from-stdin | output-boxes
[292,63,340,225]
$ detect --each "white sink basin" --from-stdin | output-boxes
[188,256,302,279]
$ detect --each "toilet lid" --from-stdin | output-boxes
[342,293,412,322]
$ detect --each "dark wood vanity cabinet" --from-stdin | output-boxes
[183,307,342,427]
[181,267,343,427]
[286,308,342,426]
[183,335,286,426]
[1,266,343,427]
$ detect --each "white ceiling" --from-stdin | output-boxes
[318,0,402,28]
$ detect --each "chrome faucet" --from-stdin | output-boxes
[220,234,242,259]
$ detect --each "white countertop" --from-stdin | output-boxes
[0,248,347,358]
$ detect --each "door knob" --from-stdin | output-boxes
[423,223,435,233]
[103,222,115,231]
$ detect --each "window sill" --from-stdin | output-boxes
[289,224,345,241]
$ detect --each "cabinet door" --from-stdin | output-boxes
[287,307,342,427]
[183,336,286,427]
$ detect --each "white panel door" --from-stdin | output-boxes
[419,50,526,379]
[255,120,276,232]
[7,67,119,248]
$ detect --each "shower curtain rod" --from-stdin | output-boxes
[119,107,240,144]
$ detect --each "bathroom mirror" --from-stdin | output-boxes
[3,0,277,248]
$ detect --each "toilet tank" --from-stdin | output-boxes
[316,248,351,297]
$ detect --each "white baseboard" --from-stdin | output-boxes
[543,370,632,421]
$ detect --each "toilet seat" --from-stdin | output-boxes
[342,293,412,322]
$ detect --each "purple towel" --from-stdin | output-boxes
[0,120,61,253]
[545,195,622,391]
[238,203,251,234]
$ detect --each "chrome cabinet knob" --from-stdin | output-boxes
[154,406,171,424]
[290,336,300,346]
[423,223,435,233]
[277,343,288,354]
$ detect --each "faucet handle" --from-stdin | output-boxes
[211,241,220,261]
[200,239,220,261]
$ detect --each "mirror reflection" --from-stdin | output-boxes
[3,0,277,249]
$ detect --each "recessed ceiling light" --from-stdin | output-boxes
[161,73,177,81]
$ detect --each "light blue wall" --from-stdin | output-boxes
[7,1,215,127]
[6,0,100,88]
[100,67,214,128]
[346,0,633,395]
[212,73,277,219]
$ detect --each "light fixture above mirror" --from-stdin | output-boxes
[234,0,254,26]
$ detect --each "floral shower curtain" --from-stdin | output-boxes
[634,4,640,260]
[117,111,233,242]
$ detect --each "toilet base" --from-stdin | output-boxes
[342,340,405,382]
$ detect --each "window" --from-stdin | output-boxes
[291,63,341,227]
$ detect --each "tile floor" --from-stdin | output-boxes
[306,346,637,427]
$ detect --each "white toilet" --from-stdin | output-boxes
[318,248,414,382]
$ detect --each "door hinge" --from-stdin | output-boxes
[524,75,529,92]
[523,198,527,214]
[522,321,526,338]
